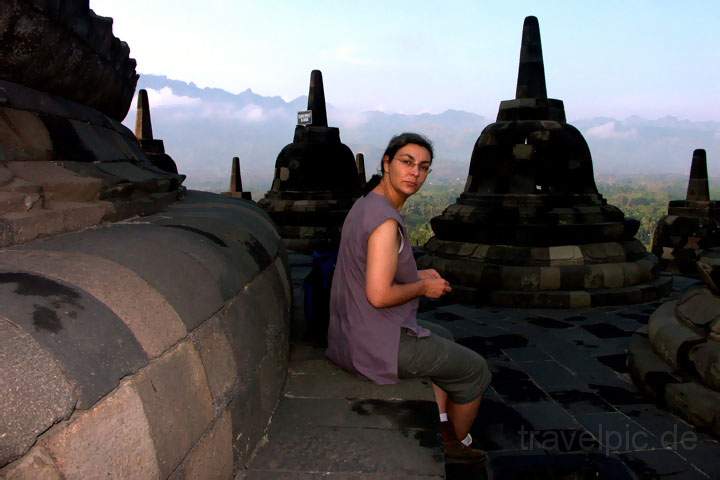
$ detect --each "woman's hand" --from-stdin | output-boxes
[422,277,452,299]
[418,269,441,280]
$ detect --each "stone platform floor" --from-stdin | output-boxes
[238,342,445,479]
[425,274,720,479]
[243,255,719,479]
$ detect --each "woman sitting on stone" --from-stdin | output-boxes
[326,132,491,460]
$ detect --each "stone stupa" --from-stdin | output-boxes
[223,156,252,200]
[418,16,671,308]
[134,89,179,174]
[258,70,361,252]
[652,149,720,274]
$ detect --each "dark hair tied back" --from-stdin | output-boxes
[363,132,434,195]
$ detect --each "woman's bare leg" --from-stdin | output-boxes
[432,383,448,414]
[447,396,481,440]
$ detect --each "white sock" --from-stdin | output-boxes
[461,433,473,446]
[439,413,448,422]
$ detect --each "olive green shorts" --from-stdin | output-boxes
[397,320,491,404]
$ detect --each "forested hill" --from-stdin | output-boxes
[125,74,720,192]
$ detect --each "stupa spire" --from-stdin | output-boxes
[687,149,710,202]
[307,70,328,127]
[134,89,153,140]
[230,156,242,193]
[355,153,366,187]
[515,16,547,99]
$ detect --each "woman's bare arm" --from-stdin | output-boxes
[365,219,450,308]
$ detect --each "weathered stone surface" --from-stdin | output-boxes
[0,249,186,358]
[271,397,438,432]
[627,334,681,400]
[0,178,41,195]
[42,382,161,479]
[253,264,291,417]
[191,314,238,411]
[285,362,432,401]
[688,341,720,392]
[0,447,62,480]
[132,341,214,478]
[0,317,75,466]
[0,2,138,119]
[248,418,442,477]
[143,213,271,292]
[165,193,281,257]
[698,249,720,296]
[222,286,278,387]
[24,224,227,331]
[665,382,720,436]
[676,287,720,333]
[94,161,171,186]
[0,269,147,408]
[648,301,704,369]
[0,201,111,247]
[171,409,233,480]
[0,192,27,215]
[69,121,133,163]
[228,383,266,467]
[5,162,102,202]
[0,107,52,162]
[0,165,14,186]
[548,245,583,264]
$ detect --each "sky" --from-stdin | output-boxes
[92,0,719,120]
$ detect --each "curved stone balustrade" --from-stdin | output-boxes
[0,191,292,479]
[629,249,720,437]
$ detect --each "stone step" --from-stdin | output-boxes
[240,343,446,479]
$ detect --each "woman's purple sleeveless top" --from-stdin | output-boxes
[326,191,429,384]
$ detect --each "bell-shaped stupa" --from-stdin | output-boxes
[418,16,671,308]
[258,70,360,252]
[652,149,720,274]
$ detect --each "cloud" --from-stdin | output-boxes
[129,88,290,123]
[331,109,370,129]
[143,87,201,108]
[585,121,638,140]
[324,45,373,66]
[194,103,289,123]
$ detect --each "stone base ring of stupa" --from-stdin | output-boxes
[258,193,356,253]
[418,238,673,308]
[628,264,720,436]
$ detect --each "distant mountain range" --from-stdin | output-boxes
[124,75,720,192]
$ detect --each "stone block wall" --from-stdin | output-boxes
[0,191,292,479]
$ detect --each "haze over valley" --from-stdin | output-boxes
[125,75,720,194]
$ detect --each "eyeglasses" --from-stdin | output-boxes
[396,156,432,175]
